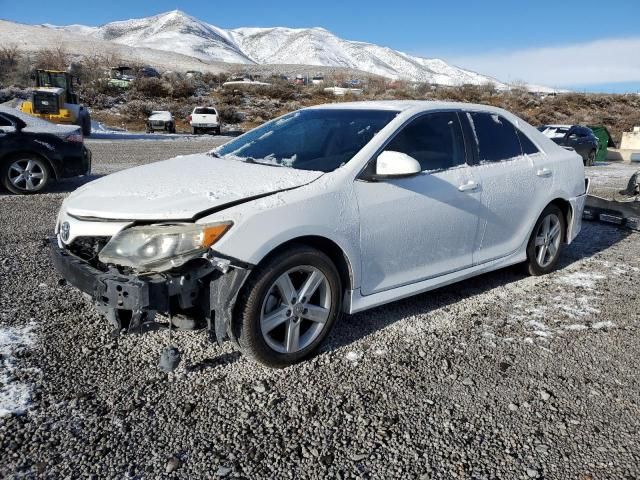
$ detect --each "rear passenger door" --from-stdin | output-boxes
[465,112,539,264]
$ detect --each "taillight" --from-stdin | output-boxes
[65,132,84,143]
[188,115,192,122]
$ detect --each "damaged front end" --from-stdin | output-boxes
[49,238,251,344]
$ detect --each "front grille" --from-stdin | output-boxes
[151,120,166,127]
[68,237,110,267]
[33,92,60,114]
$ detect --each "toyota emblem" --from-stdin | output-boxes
[60,222,70,242]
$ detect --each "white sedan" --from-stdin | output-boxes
[51,101,588,367]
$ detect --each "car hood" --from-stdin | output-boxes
[148,112,172,121]
[64,154,324,220]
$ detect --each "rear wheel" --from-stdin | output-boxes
[525,204,566,276]
[214,126,221,135]
[81,113,92,137]
[586,149,596,166]
[1,155,50,194]
[236,245,342,367]
[192,127,199,135]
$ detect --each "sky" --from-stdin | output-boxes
[1,0,640,92]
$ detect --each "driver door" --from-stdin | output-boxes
[354,111,481,296]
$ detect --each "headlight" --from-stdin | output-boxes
[98,222,232,272]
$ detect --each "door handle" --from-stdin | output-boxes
[537,168,553,178]
[458,180,479,192]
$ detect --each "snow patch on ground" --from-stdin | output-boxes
[505,264,614,341]
[592,321,615,330]
[556,271,607,289]
[0,325,36,417]
[345,351,363,363]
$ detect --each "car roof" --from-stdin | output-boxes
[0,105,79,135]
[305,100,520,117]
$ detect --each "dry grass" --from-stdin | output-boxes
[1,45,639,140]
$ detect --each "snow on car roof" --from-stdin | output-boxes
[306,100,516,116]
[0,105,79,135]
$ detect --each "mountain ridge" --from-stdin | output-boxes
[44,10,513,88]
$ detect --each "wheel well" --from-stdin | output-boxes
[550,198,572,242]
[258,236,354,291]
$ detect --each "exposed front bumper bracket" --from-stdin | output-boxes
[49,238,251,340]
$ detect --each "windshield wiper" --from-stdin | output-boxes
[208,150,221,158]
[243,157,284,168]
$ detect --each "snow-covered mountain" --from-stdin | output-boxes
[45,10,504,86]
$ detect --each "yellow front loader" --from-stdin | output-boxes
[20,70,91,136]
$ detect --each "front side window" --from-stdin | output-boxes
[215,109,398,172]
[384,112,466,171]
[468,112,523,162]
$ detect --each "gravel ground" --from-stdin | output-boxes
[1,144,639,479]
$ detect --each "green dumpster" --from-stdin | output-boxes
[588,125,617,163]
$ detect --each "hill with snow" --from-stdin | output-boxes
[44,10,508,87]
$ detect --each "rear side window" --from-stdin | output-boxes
[577,127,593,137]
[385,112,466,171]
[516,130,540,155]
[468,112,523,162]
[0,114,13,127]
[194,107,217,115]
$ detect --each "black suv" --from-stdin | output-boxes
[537,125,599,166]
[0,106,91,194]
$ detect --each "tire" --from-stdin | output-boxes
[235,245,342,368]
[586,149,596,167]
[1,154,51,194]
[192,127,198,135]
[214,127,221,135]
[525,204,566,276]
[82,113,92,137]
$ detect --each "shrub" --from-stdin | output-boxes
[217,106,243,124]
[133,77,170,97]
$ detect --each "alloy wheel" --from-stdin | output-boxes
[8,158,47,192]
[260,266,332,354]
[534,213,562,268]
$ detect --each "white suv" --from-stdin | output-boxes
[51,101,588,367]
[189,106,221,135]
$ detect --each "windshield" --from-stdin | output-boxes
[214,109,398,172]
[38,71,68,90]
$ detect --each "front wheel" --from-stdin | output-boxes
[525,204,566,276]
[235,245,342,367]
[1,155,51,194]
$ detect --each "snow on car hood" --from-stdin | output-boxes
[64,154,323,220]
[148,111,173,121]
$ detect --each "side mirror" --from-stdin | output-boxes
[372,150,422,180]
[15,119,26,132]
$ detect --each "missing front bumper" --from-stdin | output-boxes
[48,238,250,342]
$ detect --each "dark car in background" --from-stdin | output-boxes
[0,106,91,194]
[538,124,599,166]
